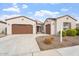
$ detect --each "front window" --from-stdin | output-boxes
[63,22,71,30]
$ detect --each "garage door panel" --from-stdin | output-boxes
[12,24,33,34]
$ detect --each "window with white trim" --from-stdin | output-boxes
[63,22,71,30]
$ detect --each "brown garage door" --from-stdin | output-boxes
[46,24,51,34]
[12,24,33,34]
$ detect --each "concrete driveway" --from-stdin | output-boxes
[0,34,41,56]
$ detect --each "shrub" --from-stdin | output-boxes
[47,36,54,40]
[59,30,66,37]
[1,31,4,34]
[0,30,4,34]
[66,29,77,36]
[43,38,52,44]
[76,28,79,35]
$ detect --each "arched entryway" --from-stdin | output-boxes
[46,24,51,34]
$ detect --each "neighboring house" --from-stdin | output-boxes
[5,16,36,34]
[44,15,77,35]
[76,21,79,29]
[0,21,7,34]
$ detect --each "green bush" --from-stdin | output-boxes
[0,31,4,34]
[59,30,66,37]
[66,29,77,36]
[76,28,79,35]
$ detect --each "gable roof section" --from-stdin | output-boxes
[45,15,77,22]
[5,16,36,23]
[57,15,77,21]
[46,18,56,20]
[44,18,56,24]
[0,21,7,24]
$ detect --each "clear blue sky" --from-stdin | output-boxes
[0,3,79,21]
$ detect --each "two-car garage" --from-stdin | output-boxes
[6,16,36,34]
[12,24,33,34]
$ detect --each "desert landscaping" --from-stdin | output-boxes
[36,36,79,51]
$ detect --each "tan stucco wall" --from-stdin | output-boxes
[6,17,36,34]
[56,16,76,34]
[0,23,6,33]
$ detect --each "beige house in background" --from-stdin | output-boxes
[44,15,77,35]
[0,21,7,34]
[76,21,79,28]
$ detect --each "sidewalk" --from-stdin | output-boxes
[33,45,79,56]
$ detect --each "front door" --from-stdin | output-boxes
[37,26,41,33]
[46,24,51,34]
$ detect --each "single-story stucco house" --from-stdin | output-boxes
[0,15,78,35]
[0,21,7,34]
[44,15,77,35]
